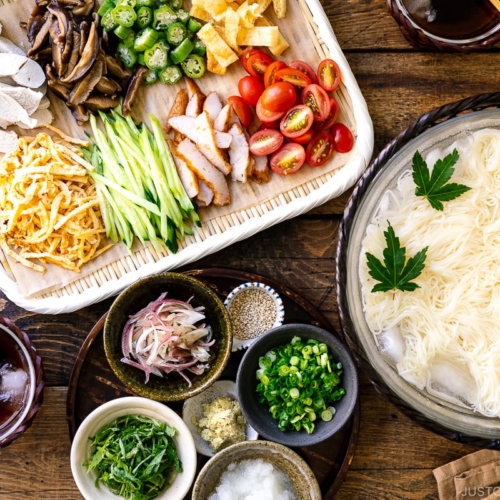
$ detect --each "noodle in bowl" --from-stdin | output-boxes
[346,110,500,437]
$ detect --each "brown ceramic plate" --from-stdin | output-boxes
[66,268,360,499]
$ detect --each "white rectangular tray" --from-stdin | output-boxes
[0,0,374,313]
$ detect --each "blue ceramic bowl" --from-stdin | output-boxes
[236,323,358,447]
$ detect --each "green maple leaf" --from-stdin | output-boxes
[412,149,471,211]
[365,222,428,293]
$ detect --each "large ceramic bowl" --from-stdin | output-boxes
[338,108,500,440]
[71,397,197,500]
[104,272,232,401]
[192,440,322,500]
[236,323,358,447]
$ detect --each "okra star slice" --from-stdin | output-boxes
[144,43,169,70]
[111,5,137,27]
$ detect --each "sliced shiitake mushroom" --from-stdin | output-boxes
[95,75,121,96]
[68,59,102,105]
[122,65,147,116]
[48,79,71,100]
[84,94,120,111]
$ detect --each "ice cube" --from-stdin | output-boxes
[426,359,478,408]
[0,364,28,406]
[377,326,406,366]
[405,0,437,22]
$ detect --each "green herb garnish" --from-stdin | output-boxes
[412,148,471,211]
[256,336,345,435]
[83,414,182,500]
[366,222,428,293]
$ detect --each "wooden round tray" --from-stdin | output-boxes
[67,268,360,499]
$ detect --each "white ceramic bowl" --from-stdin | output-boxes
[182,380,258,457]
[224,282,285,351]
[71,397,197,500]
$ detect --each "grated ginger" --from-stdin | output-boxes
[193,396,247,452]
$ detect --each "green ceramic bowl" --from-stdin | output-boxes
[103,272,232,402]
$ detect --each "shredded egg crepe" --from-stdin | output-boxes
[360,128,500,418]
[0,132,113,273]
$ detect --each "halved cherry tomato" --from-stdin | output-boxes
[301,84,330,122]
[228,95,253,128]
[291,129,315,145]
[280,104,314,138]
[263,60,287,87]
[270,143,306,175]
[256,97,285,123]
[331,123,354,153]
[275,68,312,88]
[238,76,264,107]
[260,82,297,113]
[314,97,339,130]
[290,60,318,84]
[246,52,274,79]
[317,58,341,92]
[240,49,263,72]
[306,132,335,167]
[249,129,284,156]
[257,119,280,130]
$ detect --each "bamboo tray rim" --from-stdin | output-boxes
[0,0,374,314]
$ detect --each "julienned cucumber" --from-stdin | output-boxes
[82,107,200,253]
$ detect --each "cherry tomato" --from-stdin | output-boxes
[263,60,287,87]
[270,143,306,175]
[275,68,312,88]
[280,104,314,138]
[260,82,297,113]
[305,132,335,167]
[257,119,280,130]
[301,84,331,122]
[249,129,284,156]
[228,95,253,128]
[289,60,318,84]
[256,97,285,123]
[291,129,315,145]
[238,76,265,107]
[317,58,341,92]
[314,97,339,130]
[331,123,354,153]
[240,49,263,72]
[246,52,274,79]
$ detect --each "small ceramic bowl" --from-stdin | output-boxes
[71,397,197,500]
[104,272,232,401]
[192,440,322,500]
[182,379,258,457]
[0,321,37,445]
[236,323,359,447]
[224,282,285,351]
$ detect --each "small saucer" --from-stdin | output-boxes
[224,282,285,351]
[182,380,258,457]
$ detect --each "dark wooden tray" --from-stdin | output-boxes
[66,268,360,499]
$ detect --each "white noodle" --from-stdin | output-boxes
[360,129,500,417]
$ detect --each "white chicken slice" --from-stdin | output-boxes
[0,129,18,153]
[228,122,251,183]
[195,111,232,175]
[0,36,26,56]
[0,82,43,116]
[0,53,26,77]
[0,91,37,129]
[11,58,46,88]
[176,138,230,206]
[196,180,214,207]
[168,115,232,149]
[203,91,223,123]
[167,139,199,198]
[17,108,53,129]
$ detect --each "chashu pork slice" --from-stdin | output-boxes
[165,88,188,134]
[203,91,223,123]
[0,91,37,129]
[214,104,232,132]
[196,179,214,207]
[176,138,230,206]
[185,78,206,117]
[195,110,232,175]
[168,115,232,149]
[228,122,251,183]
[167,139,199,199]
[251,153,271,184]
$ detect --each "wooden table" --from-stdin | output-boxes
[0,0,494,497]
